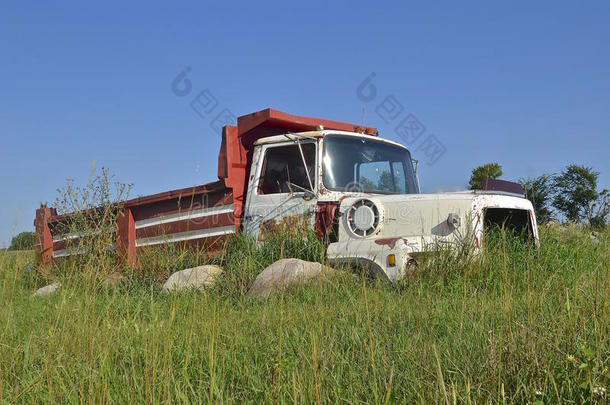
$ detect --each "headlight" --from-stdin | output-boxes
[346,199,382,237]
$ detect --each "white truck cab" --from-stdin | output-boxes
[243,130,538,281]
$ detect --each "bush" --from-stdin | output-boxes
[9,231,36,251]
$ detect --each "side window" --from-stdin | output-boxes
[258,143,316,195]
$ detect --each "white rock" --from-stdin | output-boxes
[162,265,223,292]
[590,233,600,245]
[34,282,61,297]
[247,258,333,298]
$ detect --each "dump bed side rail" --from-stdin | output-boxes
[35,180,235,267]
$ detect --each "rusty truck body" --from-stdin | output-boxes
[35,108,538,281]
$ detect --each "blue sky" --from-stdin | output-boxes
[1,1,608,246]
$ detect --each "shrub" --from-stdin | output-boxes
[9,231,36,251]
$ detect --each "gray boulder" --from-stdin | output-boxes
[34,282,61,297]
[247,258,333,298]
[162,265,223,292]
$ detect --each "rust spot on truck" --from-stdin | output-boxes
[374,237,408,249]
[404,256,420,281]
[315,201,339,242]
[258,214,311,240]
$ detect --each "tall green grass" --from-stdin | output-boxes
[0,225,608,403]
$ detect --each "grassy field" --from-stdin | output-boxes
[0,225,608,403]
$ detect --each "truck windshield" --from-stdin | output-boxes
[322,135,419,194]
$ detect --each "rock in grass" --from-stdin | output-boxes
[247,258,333,299]
[34,282,61,297]
[104,272,126,287]
[590,232,600,245]
[163,265,223,292]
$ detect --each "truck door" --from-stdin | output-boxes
[244,139,318,239]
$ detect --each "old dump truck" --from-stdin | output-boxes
[35,108,538,281]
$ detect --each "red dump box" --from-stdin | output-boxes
[34,108,375,267]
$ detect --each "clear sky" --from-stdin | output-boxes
[1,1,608,247]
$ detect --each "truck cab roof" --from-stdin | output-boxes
[252,130,409,151]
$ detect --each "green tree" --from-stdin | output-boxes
[520,174,553,223]
[9,231,37,251]
[469,163,503,190]
[552,165,609,228]
[377,170,395,192]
